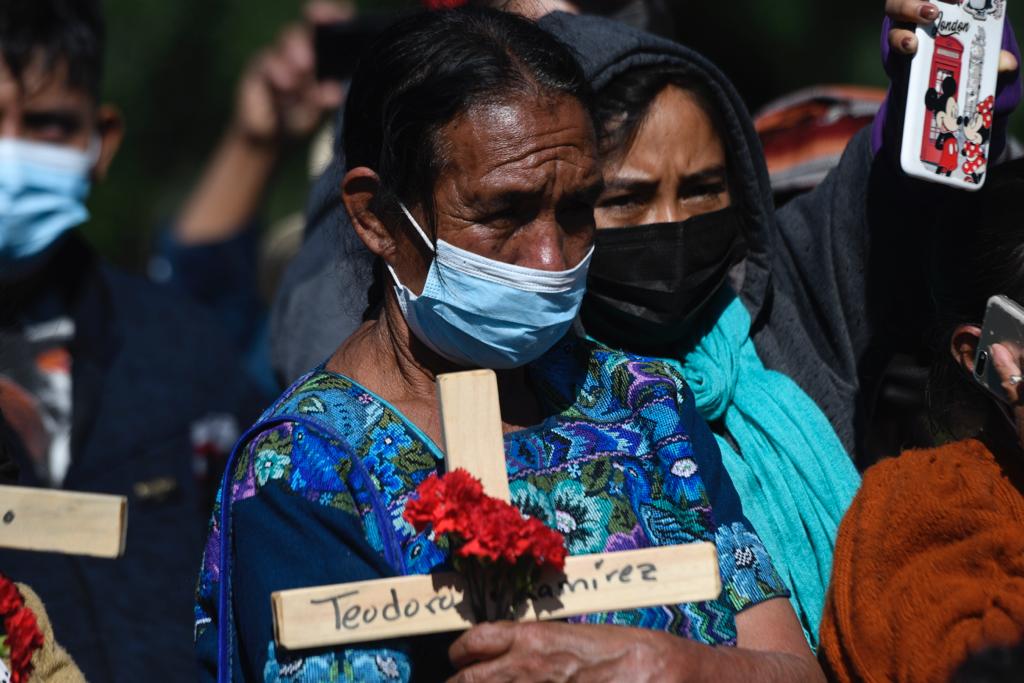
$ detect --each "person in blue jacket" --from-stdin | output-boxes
[0,1,265,680]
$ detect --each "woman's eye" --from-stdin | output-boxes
[599,194,641,209]
[682,183,727,202]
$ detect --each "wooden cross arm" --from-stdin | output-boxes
[0,485,127,558]
[272,543,720,650]
[271,371,721,651]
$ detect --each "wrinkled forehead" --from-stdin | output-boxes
[435,95,600,200]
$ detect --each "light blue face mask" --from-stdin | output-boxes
[0,137,96,264]
[389,203,593,369]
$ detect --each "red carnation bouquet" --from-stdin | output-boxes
[403,469,567,622]
[0,575,44,683]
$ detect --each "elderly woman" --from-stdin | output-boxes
[194,8,821,683]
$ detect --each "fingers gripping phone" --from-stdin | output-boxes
[900,0,1007,190]
[974,295,1024,403]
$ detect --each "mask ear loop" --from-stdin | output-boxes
[387,202,437,292]
[398,202,437,254]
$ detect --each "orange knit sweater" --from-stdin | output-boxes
[820,439,1024,682]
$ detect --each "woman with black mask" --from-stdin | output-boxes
[537,3,1020,648]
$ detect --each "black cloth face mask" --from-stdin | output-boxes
[581,206,746,350]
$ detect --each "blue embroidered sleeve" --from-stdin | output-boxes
[670,370,790,612]
[233,482,416,682]
[195,423,450,682]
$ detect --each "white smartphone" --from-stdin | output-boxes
[974,294,1024,403]
[900,0,1007,190]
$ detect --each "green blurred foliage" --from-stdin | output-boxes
[86,0,1024,269]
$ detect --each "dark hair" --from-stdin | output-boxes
[0,0,105,98]
[593,64,725,161]
[927,158,1024,439]
[342,7,592,239]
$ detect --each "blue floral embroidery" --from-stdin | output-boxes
[715,522,781,611]
[368,422,413,461]
[364,423,409,494]
[552,479,612,553]
[344,650,409,681]
[670,457,698,478]
[262,642,409,682]
[510,480,556,525]
[255,449,289,486]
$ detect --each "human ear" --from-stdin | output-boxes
[342,167,398,262]
[950,324,983,374]
[93,105,124,182]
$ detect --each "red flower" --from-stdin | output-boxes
[452,496,518,563]
[405,469,568,621]
[403,470,486,539]
[525,518,568,570]
[0,579,20,615]
[443,469,485,507]
[6,608,43,680]
[0,574,44,683]
[403,468,568,591]
[402,473,444,530]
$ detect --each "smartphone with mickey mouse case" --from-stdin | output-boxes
[900,0,1006,190]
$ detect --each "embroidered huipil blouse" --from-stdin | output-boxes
[194,339,788,681]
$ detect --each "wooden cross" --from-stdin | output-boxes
[271,370,721,650]
[0,485,127,558]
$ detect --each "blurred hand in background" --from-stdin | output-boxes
[232,0,350,146]
[175,0,351,246]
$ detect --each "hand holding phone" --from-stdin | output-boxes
[974,295,1024,404]
[972,295,1024,448]
[898,0,1008,190]
[231,3,352,144]
[982,342,1024,450]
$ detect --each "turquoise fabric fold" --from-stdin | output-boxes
[662,287,861,649]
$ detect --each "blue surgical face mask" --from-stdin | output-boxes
[389,202,593,369]
[0,137,97,264]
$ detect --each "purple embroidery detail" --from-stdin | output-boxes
[603,524,649,553]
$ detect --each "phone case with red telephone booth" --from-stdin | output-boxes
[900,0,1006,190]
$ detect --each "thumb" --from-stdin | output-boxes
[449,622,517,669]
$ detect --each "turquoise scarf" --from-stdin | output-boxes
[663,288,860,649]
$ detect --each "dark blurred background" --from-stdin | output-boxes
[89,0,1024,268]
